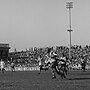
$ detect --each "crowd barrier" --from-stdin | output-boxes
[5,66,40,71]
[5,65,90,71]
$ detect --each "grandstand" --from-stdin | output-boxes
[8,45,90,70]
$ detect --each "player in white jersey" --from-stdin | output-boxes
[49,50,61,79]
[38,56,42,66]
[60,57,66,64]
[0,59,5,73]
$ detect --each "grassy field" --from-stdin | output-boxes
[0,70,90,90]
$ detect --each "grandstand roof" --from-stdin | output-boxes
[0,43,10,49]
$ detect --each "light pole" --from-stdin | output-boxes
[66,2,73,60]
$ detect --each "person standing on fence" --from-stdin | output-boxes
[0,59,5,73]
[37,55,43,74]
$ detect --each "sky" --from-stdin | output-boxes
[0,0,90,52]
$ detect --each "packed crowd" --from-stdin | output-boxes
[8,45,90,67]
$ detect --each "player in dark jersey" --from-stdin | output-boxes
[59,54,68,75]
[11,61,15,72]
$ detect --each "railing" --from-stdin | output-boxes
[5,66,40,71]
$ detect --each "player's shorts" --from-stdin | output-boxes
[11,66,15,69]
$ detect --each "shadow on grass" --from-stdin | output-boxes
[76,72,90,75]
[67,77,90,80]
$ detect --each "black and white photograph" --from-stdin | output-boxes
[0,0,90,90]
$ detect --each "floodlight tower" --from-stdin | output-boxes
[66,2,73,60]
